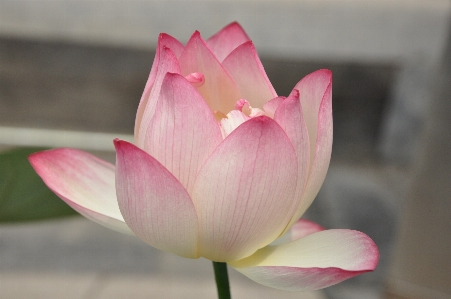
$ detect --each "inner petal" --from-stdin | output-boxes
[219,110,249,139]
[219,99,269,139]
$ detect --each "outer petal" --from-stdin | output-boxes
[115,140,199,259]
[274,89,311,234]
[135,34,184,138]
[191,116,298,262]
[292,69,333,220]
[271,219,325,245]
[222,41,277,109]
[206,22,251,62]
[29,148,131,235]
[135,47,181,148]
[229,229,379,291]
[179,31,241,115]
[142,72,223,193]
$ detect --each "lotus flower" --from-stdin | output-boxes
[29,22,378,291]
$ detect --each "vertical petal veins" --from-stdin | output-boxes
[192,116,298,262]
[142,73,223,193]
[297,70,333,217]
[135,47,181,148]
[179,31,242,114]
[222,41,277,109]
[115,140,199,258]
[206,21,251,62]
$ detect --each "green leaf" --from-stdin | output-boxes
[0,147,79,222]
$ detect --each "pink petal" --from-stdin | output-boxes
[229,229,379,291]
[134,34,184,138]
[263,96,285,118]
[206,22,251,62]
[135,47,181,148]
[274,89,311,233]
[271,219,325,245]
[289,219,326,240]
[29,149,131,235]
[219,109,250,139]
[191,116,298,262]
[142,72,223,193]
[114,140,199,258]
[222,41,277,109]
[179,31,241,115]
[294,69,333,219]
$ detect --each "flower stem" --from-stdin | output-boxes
[212,261,231,299]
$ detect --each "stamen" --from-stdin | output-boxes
[235,99,249,111]
[234,99,265,117]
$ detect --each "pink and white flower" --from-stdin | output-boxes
[29,22,378,291]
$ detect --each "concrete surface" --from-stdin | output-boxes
[0,0,449,64]
[0,217,326,299]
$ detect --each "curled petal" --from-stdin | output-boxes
[222,41,277,109]
[135,47,181,148]
[29,149,131,235]
[192,116,298,262]
[179,31,241,115]
[296,69,333,217]
[263,96,285,119]
[274,89,310,233]
[271,219,325,245]
[206,22,251,62]
[115,140,199,258]
[135,34,184,138]
[143,73,223,193]
[229,229,379,291]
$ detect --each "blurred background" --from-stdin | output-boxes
[1,1,450,299]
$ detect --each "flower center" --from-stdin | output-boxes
[218,99,266,139]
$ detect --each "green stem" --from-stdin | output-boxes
[212,261,231,299]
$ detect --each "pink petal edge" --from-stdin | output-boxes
[29,148,131,235]
[191,116,298,262]
[134,33,184,138]
[142,72,223,193]
[229,229,379,291]
[271,219,325,245]
[135,46,181,148]
[295,70,333,219]
[206,21,251,62]
[222,41,277,109]
[274,89,310,234]
[179,31,241,115]
[114,139,199,258]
